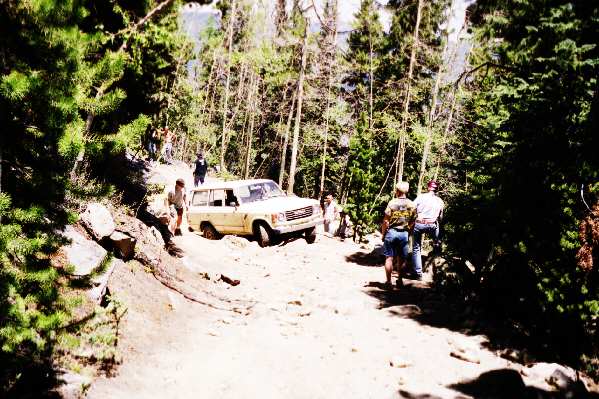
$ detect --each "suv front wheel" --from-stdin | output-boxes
[304,227,316,244]
[201,223,220,240]
[254,223,272,247]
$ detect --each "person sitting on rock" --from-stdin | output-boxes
[166,178,187,235]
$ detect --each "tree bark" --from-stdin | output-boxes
[219,0,237,172]
[319,0,338,198]
[287,26,308,195]
[417,40,445,193]
[279,90,297,188]
[244,74,258,179]
[395,0,422,184]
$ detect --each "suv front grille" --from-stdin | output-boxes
[285,206,313,221]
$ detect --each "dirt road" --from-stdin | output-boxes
[87,227,588,399]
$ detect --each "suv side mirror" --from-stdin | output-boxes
[229,201,238,207]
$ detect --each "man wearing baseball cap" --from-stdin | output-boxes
[411,180,444,280]
[381,181,417,289]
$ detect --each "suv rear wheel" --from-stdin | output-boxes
[304,227,316,244]
[254,223,272,247]
[201,223,220,240]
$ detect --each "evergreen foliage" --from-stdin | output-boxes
[445,0,599,371]
[0,0,190,393]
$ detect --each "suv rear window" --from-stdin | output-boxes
[192,191,209,206]
[210,189,225,207]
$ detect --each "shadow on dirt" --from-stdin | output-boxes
[396,368,598,399]
[345,246,384,267]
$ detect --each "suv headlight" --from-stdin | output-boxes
[271,212,286,223]
[312,204,321,215]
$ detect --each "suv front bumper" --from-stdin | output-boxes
[272,218,323,235]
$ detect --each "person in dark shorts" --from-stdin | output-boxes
[167,178,187,235]
[381,181,417,289]
[193,153,208,186]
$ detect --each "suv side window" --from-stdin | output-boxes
[210,189,225,207]
[192,191,209,206]
[225,189,238,207]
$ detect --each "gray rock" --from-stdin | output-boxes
[110,231,136,260]
[61,226,108,276]
[522,362,578,390]
[113,214,165,268]
[88,259,121,303]
[55,369,93,399]
[80,202,115,240]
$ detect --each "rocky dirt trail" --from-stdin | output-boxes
[87,231,596,399]
[86,161,597,398]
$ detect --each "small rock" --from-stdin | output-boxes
[450,348,480,364]
[390,355,411,368]
[288,300,303,306]
[80,202,115,240]
[448,337,481,364]
[522,362,577,389]
[110,231,136,260]
[88,259,120,303]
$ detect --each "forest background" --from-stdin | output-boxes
[0,0,598,394]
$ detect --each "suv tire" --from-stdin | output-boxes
[255,223,272,247]
[304,227,316,244]
[201,223,220,240]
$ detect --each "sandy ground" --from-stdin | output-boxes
[86,162,597,398]
[85,226,590,399]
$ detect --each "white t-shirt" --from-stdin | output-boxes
[414,192,444,221]
[324,200,338,222]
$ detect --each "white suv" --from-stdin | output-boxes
[187,179,323,247]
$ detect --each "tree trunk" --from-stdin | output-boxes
[279,90,297,188]
[395,0,423,184]
[433,88,458,180]
[287,27,308,195]
[319,0,338,198]
[368,29,374,130]
[244,74,258,179]
[219,0,237,172]
[417,45,444,193]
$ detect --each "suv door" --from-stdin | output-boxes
[224,189,245,233]
[188,189,210,229]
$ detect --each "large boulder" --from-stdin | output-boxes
[113,213,165,268]
[61,226,108,276]
[80,202,115,240]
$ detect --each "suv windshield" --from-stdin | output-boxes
[238,181,285,203]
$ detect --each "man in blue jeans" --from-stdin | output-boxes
[411,180,444,280]
[381,181,417,289]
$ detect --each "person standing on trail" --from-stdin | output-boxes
[381,181,417,289]
[147,128,159,162]
[323,193,340,235]
[163,127,174,164]
[411,180,444,280]
[167,178,188,235]
[193,153,209,186]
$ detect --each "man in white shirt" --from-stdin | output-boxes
[323,194,339,235]
[411,180,444,280]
